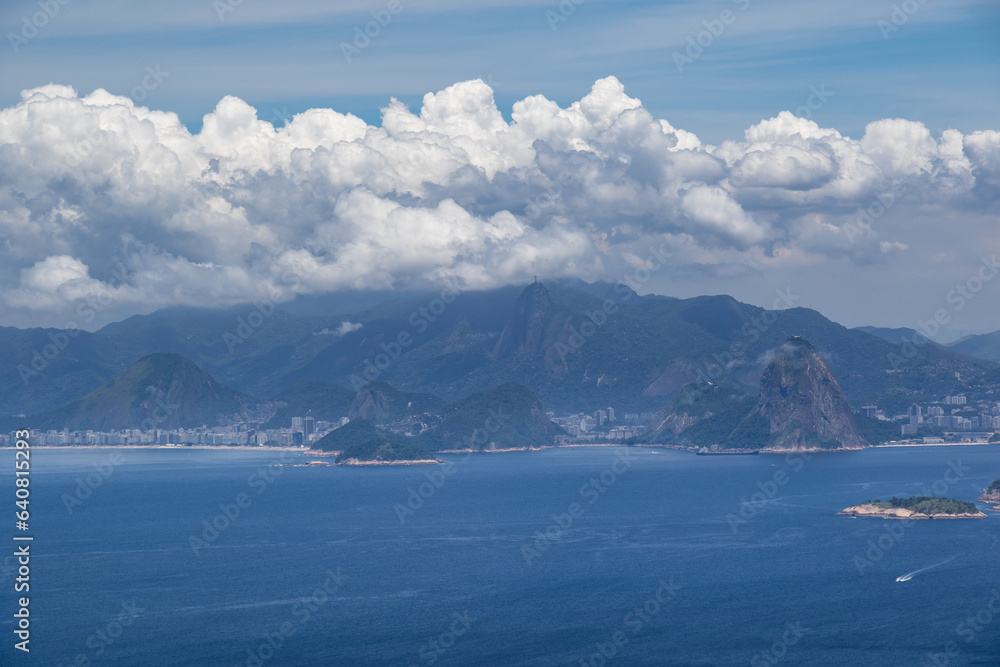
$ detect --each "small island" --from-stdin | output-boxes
[979,478,1000,511]
[839,496,987,520]
[335,440,442,466]
[308,418,442,465]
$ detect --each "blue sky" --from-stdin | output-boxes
[2,0,998,144]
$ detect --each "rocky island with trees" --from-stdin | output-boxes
[839,496,987,519]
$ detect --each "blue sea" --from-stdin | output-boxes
[1,445,998,666]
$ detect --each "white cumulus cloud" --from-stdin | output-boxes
[0,77,998,327]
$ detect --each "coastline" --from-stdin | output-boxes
[838,503,988,520]
[873,441,1000,448]
[978,492,1000,512]
[0,445,308,452]
[296,448,446,465]
[435,446,548,454]
[4,441,997,459]
[336,457,443,466]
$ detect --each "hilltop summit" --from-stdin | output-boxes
[493,282,556,358]
[750,336,867,450]
[39,353,248,431]
[643,337,868,450]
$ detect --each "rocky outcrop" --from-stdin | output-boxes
[641,338,865,451]
[649,410,703,438]
[839,503,987,519]
[493,282,554,358]
[336,457,442,466]
[979,480,1000,511]
[492,282,575,371]
[643,361,700,398]
[751,336,866,450]
[347,388,390,421]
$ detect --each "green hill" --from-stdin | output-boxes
[312,418,384,452]
[312,383,557,454]
[643,383,759,447]
[34,353,248,431]
[866,496,979,515]
[418,382,558,451]
[312,418,436,463]
[335,440,437,464]
[852,414,900,445]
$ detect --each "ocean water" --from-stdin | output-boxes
[1,445,998,666]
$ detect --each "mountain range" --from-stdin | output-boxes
[947,331,1000,362]
[4,280,1000,446]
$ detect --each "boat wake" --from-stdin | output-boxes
[895,555,959,582]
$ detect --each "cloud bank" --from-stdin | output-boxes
[0,77,998,327]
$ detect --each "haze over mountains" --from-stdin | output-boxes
[947,331,1000,362]
[859,325,1000,361]
[4,280,1000,448]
